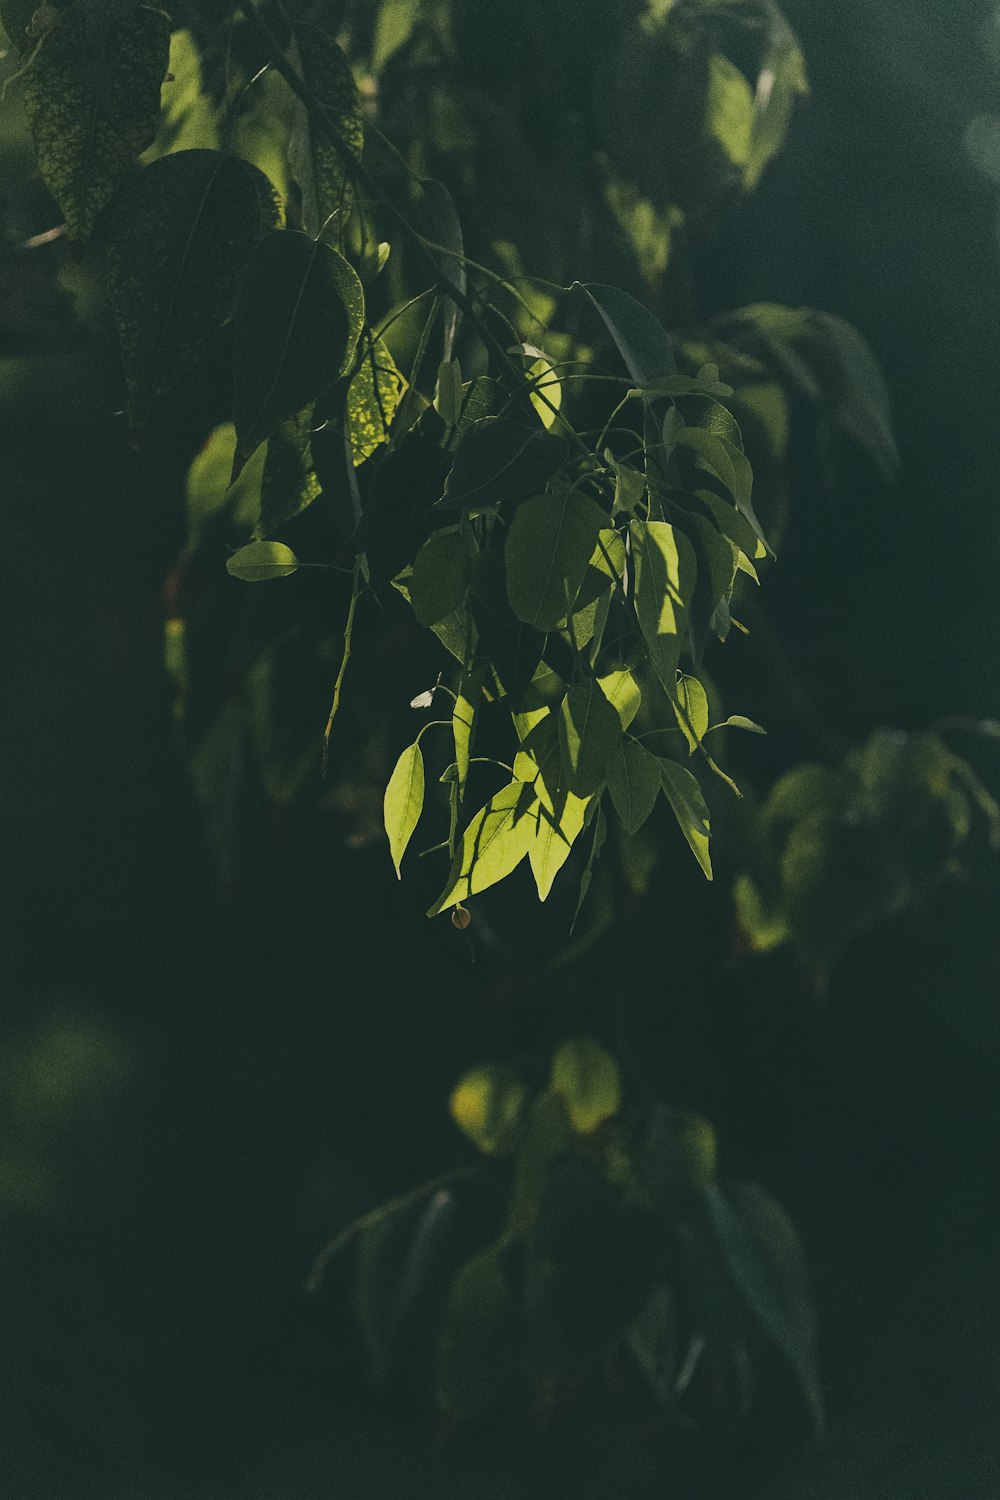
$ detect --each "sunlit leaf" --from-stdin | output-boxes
[146,29,219,158]
[674,674,709,753]
[526,354,562,430]
[185,424,265,541]
[452,662,485,798]
[504,491,607,631]
[384,739,425,878]
[449,1065,528,1155]
[234,230,364,464]
[707,52,754,170]
[19,4,170,241]
[428,780,537,914]
[630,520,697,693]
[607,739,661,835]
[721,715,766,735]
[659,758,712,879]
[732,873,788,952]
[226,540,301,581]
[107,151,279,426]
[550,1037,621,1134]
[347,335,407,464]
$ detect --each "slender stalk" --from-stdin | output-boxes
[321,558,362,776]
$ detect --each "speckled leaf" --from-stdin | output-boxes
[20,4,170,241]
[107,150,279,426]
[294,20,362,235]
[257,406,321,538]
[347,335,407,465]
[234,229,364,464]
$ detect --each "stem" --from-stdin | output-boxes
[321,559,362,777]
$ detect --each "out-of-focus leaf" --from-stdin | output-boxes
[107,150,278,426]
[434,1245,524,1420]
[185,424,265,541]
[147,29,218,158]
[384,739,424,877]
[550,1037,621,1134]
[421,177,465,362]
[234,230,364,464]
[19,4,170,240]
[294,21,362,234]
[449,1064,528,1155]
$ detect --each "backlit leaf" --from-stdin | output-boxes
[226,540,301,581]
[659,758,712,879]
[674,674,709,753]
[550,1037,621,1134]
[409,527,471,627]
[107,150,279,426]
[450,1065,528,1155]
[384,739,425,878]
[598,669,642,730]
[234,230,364,463]
[20,4,170,241]
[630,520,697,694]
[347,335,406,464]
[429,780,537,914]
[559,679,622,796]
[504,491,608,631]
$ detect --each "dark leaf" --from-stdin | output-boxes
[440,417,568,512]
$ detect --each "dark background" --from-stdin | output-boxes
[2,1,1000,1495]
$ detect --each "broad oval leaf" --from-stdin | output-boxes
[409,527,472,627]
[558,679,622,797]
[449,1065,528,1155]
[20,5,170,241]
[234,229,364,463]
[550,1037,622,1134]
[384,739,425,877]
[659,758,712,879]
[598,669,642,730]
[607,739,661,835]
[504,491,608,631]
[441,418,568,512]
[428,780,537,914]
[226,540,301,581]
[574,282,675,386]
[107,150,279,425]
[675,674,709,753]
[434,1245,523,1420]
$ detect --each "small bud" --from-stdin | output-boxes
[451,906,472,931]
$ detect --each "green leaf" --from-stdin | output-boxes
[257,406,321,537]
[449,1065,528,1155]
[504,491,608,631]
[420,178,466,362]
[526,353,563,430]
[441,417,568,512]
[607,740,661,835]
[429,780,537,914]
[559,679,623,797]
[294,21,363,235]
[574,282,675,385]
[409,527,472,628]
[19,4,170,241]
[347,335,407,464]
[702,1181,822,1431]
[571,803,607,933]
[720,715,766,735]
[630,520,698,694]
[434,359,463,427]
[107,150,278,426]
[147,29,219,158]
[674,674,709,753]
[745,15,808,190]
[226,540,301,581]
[452,661,485,798]
[434,1245,523,1420]
[185,424,265,542]
[550,1037,621,1134]
[597,669,642,731]
[515,738,593,901]
[706,52,754,170]
[384,739,425,878]
[659,759,712,879]
[674,424,772,557]
[233,229,364,464]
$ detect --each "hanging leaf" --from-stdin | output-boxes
[233,230,364,465]
[526,353,563,430]
[347,335,407,465]
[598,669,642,730]
[659,758,712,879]
[558,679,622,797]
[420,178,466,362]
[745,14,809,190]
[674,424,772,556]
[363,438,451,592]
[19,4,170,241]
[434,1245,524,1420]
[257,406,321,537]
[384,739,425,877]
[674,674,709,753]
[429,780,537,914]
[185,424,265,543]
[630,520,698,694]
[720,715,766,735]
[515,739,593,901]
[107,150,279,426]
[452,662,485,798]
[146,28,219,158]
[441,418,568,512]
[449,1065,528,1156]
[226,540,301,581]
[550,1037,622,1134]
[294,21,363,234]
[607,740,661,836]
[409,527,472,628]
[504,491,608,632]
[571,804,608,933]
[574,282,675,385]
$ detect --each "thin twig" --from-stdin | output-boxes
[321,558,362,776]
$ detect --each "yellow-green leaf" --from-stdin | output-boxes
[347,335,406,465]
[659,758,712,879]
[449,1064,528,1155]
[429,780,536,914]
[550,1037,622,1133]
[384,739,425,878]
[226,540,301,581]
